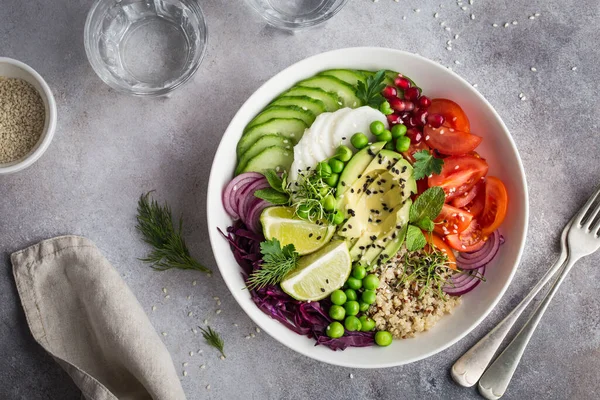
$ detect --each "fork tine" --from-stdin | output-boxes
[584,199,600,232]
[575,185,600,227]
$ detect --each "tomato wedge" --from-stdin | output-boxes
[465,183,486,217]
[428,155,489,200]
[425,233,457,269]
[479,176,509,236]
[428,99,471,132]
[424,124,482,156]
[452,181,483,208]
[445,219,486,252]
[434,204,473,236]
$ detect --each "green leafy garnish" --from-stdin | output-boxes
[246,238,299,290]
[412,150,444,181]
[263,169,286,193]
[415,217,435,232]
[288,169,337,224]
[409,186,445,224]
[398,248,453,298]
[406,225,427,251]
[136,192,210,273]
[199,326,225,357]
[356,70,387,108]
[254,188,289,205]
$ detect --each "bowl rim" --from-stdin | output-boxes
[83,0,209,97]
[0,57,57,175]
[207,47,529,368]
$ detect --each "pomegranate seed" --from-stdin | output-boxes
[413,109,429,126]
[387,113,401,125]
[394,76,411,90]
[418,96,431,108]
[404,87,421,101]
[382,86,398,99]
[427,113,445,128]
[405,117,418,128]
[403,101,415,112]
[389,98,405,112]
[406,128,423,144]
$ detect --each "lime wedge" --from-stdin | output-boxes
[281,240,351,301]
[261,206,335,255]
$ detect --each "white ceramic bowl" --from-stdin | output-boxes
[207,47,528,368]
[0,57,57,174]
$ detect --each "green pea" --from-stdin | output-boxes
[370,120,386,136]
[352,264,367,280]
[326,322,345,338]
[391,124,407,138]
[359,316,376,332]
[361,289,377,305]
[344,288,357,301]
[335,145,353,162]
[344,301,360,316]
[379,129,393,142]
[332,210,345,225]
[316,161,332,178]
[395,136,411,152]
[319,186,330,196]
[344,316,362,332]
[296,204,311,220]
[363,274,380,290]
[384,141,395,150]
[323,173,339,187]
[346,277,362,291]
[328,158,345,174]
[379,101,393,115]
[322,194,336,212]
[359,302,370,312]
[330,289,347,305]
[375,330,393,346]
[350,133,369,149]
[329,305,346,321]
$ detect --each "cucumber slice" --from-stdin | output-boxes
[270,96,326,116]
[240,146,294,174]
[237,118,307,158]
[281,87,340,112]
[236,134,293,175]
[245,106,315,132]
[297,76,362,108]
[318,69,366,86]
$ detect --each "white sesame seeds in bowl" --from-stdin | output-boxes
[0,57,57,175]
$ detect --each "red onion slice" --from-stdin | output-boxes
[222,172,264,219]
[246,199,270,234]
[456,231,500,270]
[443,266,485,296]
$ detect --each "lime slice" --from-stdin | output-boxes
[281,240,352,301]
[261,206,335,255]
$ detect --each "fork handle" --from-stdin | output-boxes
[477,256,577,399]
[451,256,566,387]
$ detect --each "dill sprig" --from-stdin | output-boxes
[288,169,335,224]
[136,192,210,273]
[398,249,453,299]
[246,239,299,290]
[199,326,225,357]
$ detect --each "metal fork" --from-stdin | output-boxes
[478,186,600,399]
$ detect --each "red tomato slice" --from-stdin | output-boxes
[424,124,482,156]
[428,99,471,132]
[452,181,483,208]
[465,183,486,217]
[434,204,474,236]
[479,176,509,236]
[402,141,431,163]
[445,219,486,252]
[428,155,489,200]
[425,233,457,269]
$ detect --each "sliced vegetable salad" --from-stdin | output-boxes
[221,68,508,350]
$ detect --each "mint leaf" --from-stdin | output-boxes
[409,186,445,223]
[412,150,444,181]
[254,188,289,205]
[406,225,427,251]
[415,217,434,232]
[263,169,285,193]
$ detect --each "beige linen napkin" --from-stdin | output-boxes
[11,235,186,400]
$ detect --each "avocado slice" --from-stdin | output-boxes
[374,200,412,266]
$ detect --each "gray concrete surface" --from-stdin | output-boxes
[1,0,599,399]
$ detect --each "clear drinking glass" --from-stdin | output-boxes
[244,0,349,30]
[84,0,207,96]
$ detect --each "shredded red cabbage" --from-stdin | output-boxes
[219,221,375,350]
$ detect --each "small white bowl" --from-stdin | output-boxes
[207,47,529,368]
[0,57,57,174]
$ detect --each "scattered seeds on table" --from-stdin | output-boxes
[206,385,211,390]
[233,323,238,327]
[162,332,167,336]
[531,67,537,72]
[245,335,251,339]
[200,364,206,369]
[492,23,498,27]
[535,12,540,16]
[454,34,459,39]
[183,362,189,367]
[190,351,194,356]
[446,47,452,51]
[162,288,167,294]
[151,305,157,312]
[512,20,518,25]
[188,311,193,317]
[204,319,208,325]
[529,16,535,20]
[182,370,187,377]
[454,60,460,64]
[470,13,475,20]
[350,373,354,379]
[164,295,170,299]
[220,355,225,360]
[472,83,478,88]
[186,295,191,300]
[192,280,197,286]
[192,328,198,334]
[256,327,261,333]
[571,66,577,71]
[434,12,439,18]
[461,6,467,11]
[251,333,256,338]
[216,309,222,315]
[213,296,219,301]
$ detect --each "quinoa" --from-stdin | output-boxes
[0,77,45,163]
[368,251,461,339]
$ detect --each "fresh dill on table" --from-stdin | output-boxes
[199,326,225,357]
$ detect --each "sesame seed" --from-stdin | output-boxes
[183,370,187,377]
[461,6,467,10]
[204,319,208,324]
[504,22,509,27]
[512,20,518,25]
[183,362,189,367]
[571,66,577,71]
[206,385,211,390]
[414,8,420,12]
[434,12,439,18]
[192,280,197,286]
[470,13,475,20]
[531,67,537,72]
[200,364,206,369]
[190,351,194,356]
[350,373,354,379]
[188,311,193,317]
[192,328,198,334]
[162,332,167,336]
[529,16,535,20]
[256,327,261,333]
[534,12,540,16]
[152,305,157,312]
[164,295,170,299]
[216,309,222,315]
[162,288,167,294]
[454,60,460,64]
[454,34,459,39]
[492,23,498,27]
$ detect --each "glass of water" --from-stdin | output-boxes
[84,0,207,96]
[244,0,349,30]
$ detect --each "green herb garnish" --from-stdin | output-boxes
[398,247,453,298]
[399,187,446,251]
[288,169,337,224]
[246,238,299,290]
[412,150,444,180]
[199,326,225,357]
[356,70,387,108]
[254,169,291,205]
[136,192,210,273]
